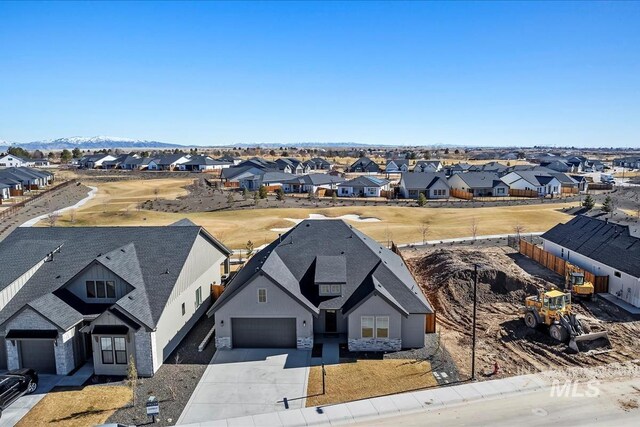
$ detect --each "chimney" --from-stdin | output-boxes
[278,233,282,243]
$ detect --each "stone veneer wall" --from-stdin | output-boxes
[134,330,155,377]
[348,338,402,352]
[55,329,76,375]
[215,336,231,349]
[296,336,313,350]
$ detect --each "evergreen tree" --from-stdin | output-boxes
[582,194,595,210]
[417,193,427,207]
[602,195,614,213]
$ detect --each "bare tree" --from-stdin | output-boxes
[384,226,393,249]
[45,211,60,227]
[470,217,478,241]
[513,223,525,240]
[419,220,430,245]
[127,354,138,407]
[69,209,77,224]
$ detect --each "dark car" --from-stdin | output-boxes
[0,369,38,418]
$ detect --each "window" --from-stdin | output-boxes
[319,285,331,295]
[101,337,114,364]
[106,281,116,298]
[361,316,374,338]
[96,281,106,298]
[258,288,267,303]
[614,271,621,278]
[182,303,186,316]
[376,316,389,339]
[195,287,203,307]
[497,188,505,194]
[114,337,127,364]
[86,281,96,298]
[330,285,342,295]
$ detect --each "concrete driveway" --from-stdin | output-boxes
[0,374,62,427]
[178,349,310,424]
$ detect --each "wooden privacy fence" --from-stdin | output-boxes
[222,181,239,188]
[519,239,609,293]
[588,183,613,191]
[391,242,437,333]
[561,186,579,194]
[450,188,473,200]
[509,189,540,198]
[211,284,225,301]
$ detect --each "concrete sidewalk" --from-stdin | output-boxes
[177,373,549,426]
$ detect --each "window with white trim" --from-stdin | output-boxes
[114,337,127,364]
[195,286,203,307]
[258,288,267,303]
[330,285,342,295]
[100,337,114,364]
[361,316,374,338]
[376,316,389,339]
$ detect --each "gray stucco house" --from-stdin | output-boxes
[208,220,435,352]
[0,220,230,377]
[399,172,449,199]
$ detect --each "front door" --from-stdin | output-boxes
[325,310,337,333]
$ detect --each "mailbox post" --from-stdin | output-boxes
[146,396,160,423]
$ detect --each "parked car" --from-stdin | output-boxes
[0,369,38,419]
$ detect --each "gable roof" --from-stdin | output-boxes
[210,220,432,317]
[401,172,448,190]
[338,176,389,188]
[451,172,506,188]
[0,223,230,330]
[541,216,640,278]
[284,173,345,186]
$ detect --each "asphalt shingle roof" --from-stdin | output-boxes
[541,216,640,278]
[210,220,432,317]
[401,172,448,190]
[0,225,230,330]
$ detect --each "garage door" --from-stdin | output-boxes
[20,340,56,374]
[232,318,296,348]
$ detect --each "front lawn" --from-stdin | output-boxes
[16,385,131,427]
[305,359,437,407]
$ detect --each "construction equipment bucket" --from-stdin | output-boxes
[569,331,612,353]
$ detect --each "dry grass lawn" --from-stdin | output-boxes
[306,360,437,407]
[16,386,131,427]
[45,178,576,248]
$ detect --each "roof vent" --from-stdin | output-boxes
[97,253,102,257]
[164,269,170,274]
[106,256,111,260]
[120,248,126,253]
[306,223,310,227]
[56,275,61,279]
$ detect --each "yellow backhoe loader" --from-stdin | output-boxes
[521,288,611,352]
[565,263,594,300]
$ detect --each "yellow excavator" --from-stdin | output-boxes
[521,288,611,352]
[565,263,594,300]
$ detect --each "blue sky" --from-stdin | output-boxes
[1,1,639,147]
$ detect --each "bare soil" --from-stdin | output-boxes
[404,246,640,380]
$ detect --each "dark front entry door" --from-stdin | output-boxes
[325,310,337,333]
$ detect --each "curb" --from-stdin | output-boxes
[177,373,549,426]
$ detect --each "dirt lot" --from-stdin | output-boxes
[403,246,640,380]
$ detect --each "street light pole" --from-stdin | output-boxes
[471,264,478,381]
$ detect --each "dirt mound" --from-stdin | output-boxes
[412,248,543,307]
[406,246,640,380]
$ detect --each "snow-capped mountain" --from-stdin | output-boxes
[0,136,184,150]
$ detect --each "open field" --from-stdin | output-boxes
[16,386,131,427]
[306,359,437,407]
[43,178,576,248]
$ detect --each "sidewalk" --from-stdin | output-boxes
[177,373,549,426]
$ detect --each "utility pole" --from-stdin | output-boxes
[471,264,478,381]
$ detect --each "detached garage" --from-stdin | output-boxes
[231,318,296,348]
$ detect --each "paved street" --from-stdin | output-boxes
[0,374,62,427]
[355,377,640,427]
[177,349,310,425]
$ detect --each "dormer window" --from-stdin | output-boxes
[319,284,342,296]
[86,280,116,299]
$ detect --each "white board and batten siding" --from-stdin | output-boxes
[153,233,227,369]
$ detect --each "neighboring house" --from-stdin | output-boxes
[79,154,118,169]
[448,172,509,197]
[337,176,390,197]
[540,160,571,173]
[236,157,279,171]
[347,157,380,173]
[0,167,52,191]
[0,183,10,200]
[102,154,129,169]
[613,157,640,169]
[413,160,442,173]
[501,171,562,196]
[0,154,33,168]
[33,159,51,167]
[304,157,333,171]
[282,173,345,194]
[399,172,449,199]
[275,158,311,175]
[385,159,410,173]
[584,160,606,172]
[541,216,640,308]
[0,177,23,197]
[220,165,269,187]
[217,154,243,165]
[208,219,435,351]
[178,156,232,171]
[0,220,231,376]
[448,162,473,175]
[147,154,191,171]
[238,171,297,190]
[469,161,510,175]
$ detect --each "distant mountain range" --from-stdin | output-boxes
[0,136,184,151]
